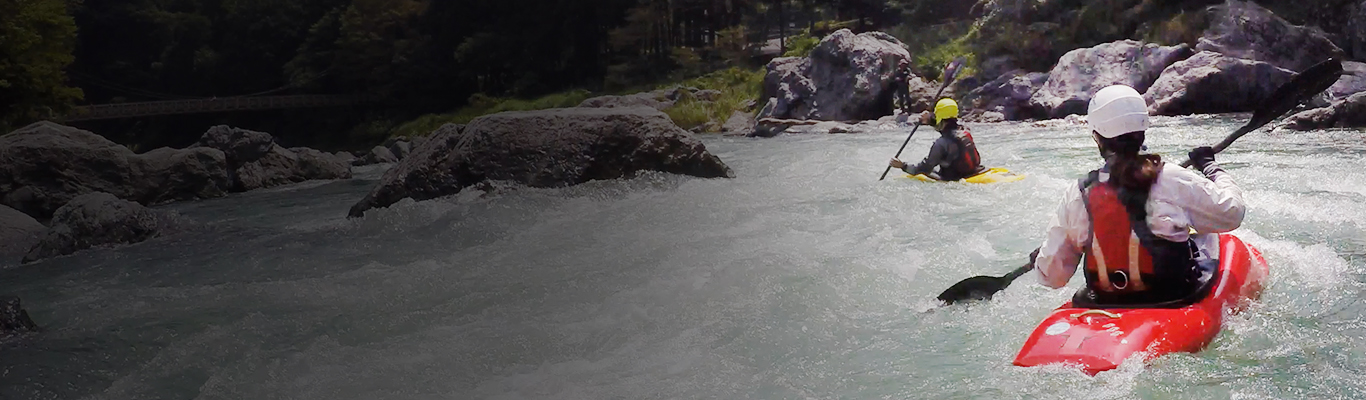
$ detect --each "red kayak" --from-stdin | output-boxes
[1012,233,1270,375]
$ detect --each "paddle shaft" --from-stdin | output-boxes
[879,58,964,181]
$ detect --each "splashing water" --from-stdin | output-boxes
[3,115,1365,399]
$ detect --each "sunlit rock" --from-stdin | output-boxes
[1196,0,1345,73]
[763,29,913,122]
[1028,40,1193,119]
[1145,51,1295,116]
[1280,92,1366,131]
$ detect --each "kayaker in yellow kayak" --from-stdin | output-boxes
[888,98,988,181]
[1030,84,1247,305]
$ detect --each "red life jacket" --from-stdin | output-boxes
[1078,171,1196,295]
[947,126,984,179]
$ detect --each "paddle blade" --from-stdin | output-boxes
[936,263,1034,305]
[1181,57,1345,167]
[941,56,967,89]
[1245,57,1345,137]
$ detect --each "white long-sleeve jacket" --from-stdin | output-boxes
[1033,162,1246,289]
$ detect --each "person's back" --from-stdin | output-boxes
[888,98,987,181]
[1031,85,1245,305]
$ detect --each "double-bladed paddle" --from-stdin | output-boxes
[879,56,967,181]
[935,57,1345,305]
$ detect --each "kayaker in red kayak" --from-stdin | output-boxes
[1030,84,1248,305]
[888,98,988,181]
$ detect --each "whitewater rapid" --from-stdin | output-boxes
[3,115,1365,399]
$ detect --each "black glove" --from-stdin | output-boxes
[1188,146,1223,177]
[1026,247,1040,270]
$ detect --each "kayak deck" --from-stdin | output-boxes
[906,167,1026,184]
[1012,233,1269,375]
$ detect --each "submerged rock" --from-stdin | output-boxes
[1280,92,1366,131]
[1028,40,1193,119]
[764,29,912,121]
[1144,51,1295,116]
[0,296,39,334]
[23,192,162,263]
[348,107,734,217]
[1196,0,1345,73]
[0,205,44,260]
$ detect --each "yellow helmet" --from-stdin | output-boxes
[934,98,959,124]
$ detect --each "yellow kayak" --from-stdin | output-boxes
[907,167,1026,184]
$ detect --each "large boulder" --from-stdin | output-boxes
[1028,40,1194,119]
[22,192,162,263]
[191,125,274,165]
[348,107,734,218]
[764,29,913,121]
[963,70,1050,122]
[1145,51,1296,116]
[129,147,232,206]
[235,145,352,191]
[0,205,44,260]
[1351,1,1366,60]
[189,126,352,191]
[0,122,346,221]
[1280,92,1366,131]
[1196,0,1345,73]
[0,122,142,220]
[0,296,39,334]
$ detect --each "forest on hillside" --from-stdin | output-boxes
[2,0,1360,151]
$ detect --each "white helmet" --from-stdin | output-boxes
[1087,85,1149,138]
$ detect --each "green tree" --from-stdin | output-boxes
[0,0,83,131]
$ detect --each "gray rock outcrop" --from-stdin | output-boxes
[1327,61,1366,103]
[963,70,1050,122]
[0,122,352,222]
[1280,92,1366,131]
[763,29,913,121]
[189,125,353,191]
[1145,51,1295,116]
[348,107,734,217]
[0,122,227,220]
[1196,0,1345,72]
[1350,1,1366,60]
[129,147,232,206]
[22,192,162,263]
[0,205,44,260]
[1028,40,1194,119]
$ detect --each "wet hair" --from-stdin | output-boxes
[1096,131,1162,191]
[938,118,958,133]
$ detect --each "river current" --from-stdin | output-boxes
[3,115,1366,399]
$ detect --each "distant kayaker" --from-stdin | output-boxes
[1029,84,1246,305]
[888,98,988,181]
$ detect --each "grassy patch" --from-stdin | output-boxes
[659,67,764,132]
[388,89,593,138]
[388,67,762,139]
